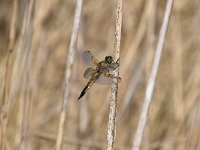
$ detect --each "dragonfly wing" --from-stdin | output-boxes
[82,51,98,66]
[95,74,121,85]
[84,67,95,79]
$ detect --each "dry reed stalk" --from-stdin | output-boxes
[32,130,130,150]
[145,0,156,83]
[31,130,185,149]
[172,16,184,122]
[56,0,83,149]
[121,0,154,74]
[120,51,146,116]
[36,0,62,28]
[118,0,156,123]
[0,0,18,149]
[106,0,122,150]
[185,97,200,149]
[15,0,35,149]
[120,0,156,116]
[132,0,174,150]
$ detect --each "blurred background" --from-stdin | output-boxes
[0,0,200,149]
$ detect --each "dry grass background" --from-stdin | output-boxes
[0,0,200,149]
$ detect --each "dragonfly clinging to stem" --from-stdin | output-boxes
[78,51,121,100]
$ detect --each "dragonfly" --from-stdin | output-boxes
[78,50,121,100]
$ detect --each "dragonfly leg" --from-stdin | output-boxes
[116,58,120,64]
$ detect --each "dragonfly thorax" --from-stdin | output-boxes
[97,61,111,73]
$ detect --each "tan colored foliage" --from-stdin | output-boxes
[0,0,200,149]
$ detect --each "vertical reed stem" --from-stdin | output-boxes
[107,0,123,150]
[132,0,174,149]
[0,0,18,149]
[56,0,83,149]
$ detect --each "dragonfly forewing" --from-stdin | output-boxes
[82,51,98,66]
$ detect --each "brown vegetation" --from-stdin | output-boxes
[0,0,200,149]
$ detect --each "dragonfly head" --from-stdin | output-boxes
[105,56,113,64]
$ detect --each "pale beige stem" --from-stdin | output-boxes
[0,0,18,149]
[56,0,83,149]
[107,0,123,150]
[132,0,174,149]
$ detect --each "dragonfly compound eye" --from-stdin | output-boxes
[105,56,113,64]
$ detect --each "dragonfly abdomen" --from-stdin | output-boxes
[78,75,98,100]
